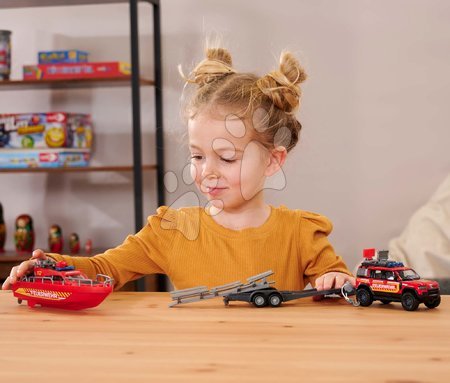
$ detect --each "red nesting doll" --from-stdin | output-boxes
[69,232,80,254]
[48,224,63,253]
[14,214,34,253]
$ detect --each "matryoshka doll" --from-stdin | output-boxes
[48,224,63,253]
[14,214,34,253]
[0,202,6,252]
[84,238,92,255]
[69,232,80,254]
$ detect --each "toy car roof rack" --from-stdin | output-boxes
[360,260,405,268]
[361,249,404,268]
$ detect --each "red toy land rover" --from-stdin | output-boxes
[355,248,441,311]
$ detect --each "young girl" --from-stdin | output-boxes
[2,48,354,292]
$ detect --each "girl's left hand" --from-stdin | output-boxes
[315,272,355,291]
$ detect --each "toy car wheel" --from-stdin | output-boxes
[268,293,282,307]
[380,299,391,305]
[424,296,441,309]
[356,288,373,306]
[252,293,268,308]
[17,299,22,305]
[401,292,420,311]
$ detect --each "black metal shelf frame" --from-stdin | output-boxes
[130,0,166,292]
[0,0,165,291]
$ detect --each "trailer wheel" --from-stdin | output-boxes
[17,299,22,305]
[268,293,282,307]
[252,293,268,308]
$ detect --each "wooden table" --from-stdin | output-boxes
[0,291,449,382]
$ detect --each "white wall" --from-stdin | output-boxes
[0,0,449,270]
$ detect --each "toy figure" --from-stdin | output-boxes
[48,224,63,253]
[69,232,80,254]
[84,238,92,255]
[14,214,34,253]
[0,202,5,252]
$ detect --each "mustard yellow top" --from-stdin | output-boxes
[47,205,352,290]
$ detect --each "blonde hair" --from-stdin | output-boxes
[180,47,307,152]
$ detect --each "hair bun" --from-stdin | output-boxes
[206,47,232,66]
[256,51,307,113]
[185,47,235,87]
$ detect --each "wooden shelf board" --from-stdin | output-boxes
[0,249,106,260]
[0,77,154,90]
[0,164,157,173]
[0,1,134,9]
[0,253,31,262]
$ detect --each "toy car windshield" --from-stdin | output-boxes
[398,269,420,280]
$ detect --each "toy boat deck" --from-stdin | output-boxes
[12,259,113,310]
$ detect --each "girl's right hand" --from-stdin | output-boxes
[1,249,48,290]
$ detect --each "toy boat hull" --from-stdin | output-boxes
[12,281,113,310]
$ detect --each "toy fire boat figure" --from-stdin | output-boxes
[12,258,113,310]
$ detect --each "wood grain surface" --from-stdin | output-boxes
[0,291,449,383]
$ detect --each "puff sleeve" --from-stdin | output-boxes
[298,211,353,287]
[46,206,175,290]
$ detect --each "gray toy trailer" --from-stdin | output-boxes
[169,270,355,308]
[223,286,352,307]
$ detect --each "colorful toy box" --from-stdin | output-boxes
[0,112,93,149]
[23,62,131,80]
[38,50,89,64]
[0,148,91,169]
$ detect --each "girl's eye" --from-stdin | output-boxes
[190,155,203,161]
[221,158,236,163]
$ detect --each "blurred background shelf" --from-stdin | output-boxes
[0,0,137,8]
[0,165,157,173]
[0,77,155,90]
[0,0,165,292]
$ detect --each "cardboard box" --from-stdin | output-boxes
[38,50,89,64]
[0,112,93,149]
[0,148,91,168]
[23,62,131,80]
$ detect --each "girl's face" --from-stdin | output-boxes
[188,109,271,212]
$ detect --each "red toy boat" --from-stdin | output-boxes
[12,259,113,310]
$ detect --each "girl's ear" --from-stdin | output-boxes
[264,146,287,177]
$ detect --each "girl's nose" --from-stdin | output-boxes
[201,159,219,179]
